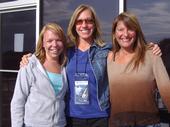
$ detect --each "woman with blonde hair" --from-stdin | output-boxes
[66,4,111,127]
[11,23,68,127]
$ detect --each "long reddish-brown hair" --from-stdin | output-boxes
[112,12,147,71]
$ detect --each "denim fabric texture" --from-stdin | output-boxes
[88,43,111,110]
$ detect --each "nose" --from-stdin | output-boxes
[123,30,128,36]
[81,20,88,27]
[52,40,58,46]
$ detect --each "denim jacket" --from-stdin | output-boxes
[88,42,112,110]
[67,42,112,111]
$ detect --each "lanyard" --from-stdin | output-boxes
[75,47,89,74]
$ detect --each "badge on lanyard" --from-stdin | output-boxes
[74,73,89,104]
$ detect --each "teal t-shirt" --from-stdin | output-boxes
[46,71,62,95]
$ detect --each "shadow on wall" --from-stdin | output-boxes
[159,38,170,76]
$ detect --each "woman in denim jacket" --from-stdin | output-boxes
[65,4,111,127]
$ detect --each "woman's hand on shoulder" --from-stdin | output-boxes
[148,42,162,56]
[20,53,32,68]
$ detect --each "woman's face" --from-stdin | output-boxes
[75,9,95,42]
[115,21,136,50]
[43,30,64,60]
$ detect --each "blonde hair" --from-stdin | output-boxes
[112,12,147,71]
[35,23,67,66]
[67,4,105,47]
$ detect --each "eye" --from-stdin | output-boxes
[128,29,135,33]
[46,39,53,43]
[85,19,94,24]
[116,28,124,32]
[56,40,63,44]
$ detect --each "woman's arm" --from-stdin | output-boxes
[11,68,31,127]
[153,55,170,112]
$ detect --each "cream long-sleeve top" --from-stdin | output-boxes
[107,50,170,127]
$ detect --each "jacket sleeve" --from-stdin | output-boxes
[153,55,170,112]
[10,67,32,127]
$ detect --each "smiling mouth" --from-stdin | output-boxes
[81,29,90,33]
[121,38,133,42]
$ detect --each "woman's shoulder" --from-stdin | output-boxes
[107,51,114,61]
[18,56,36,77]
[20,55,40,72]
[145,49,162,64]
[28,55,40,66]
[101,42,112,50]
[145,49,161,58]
